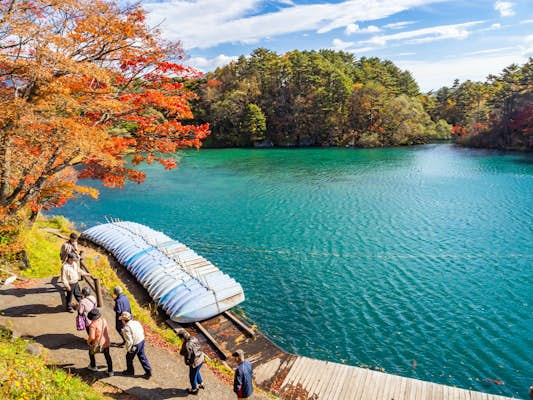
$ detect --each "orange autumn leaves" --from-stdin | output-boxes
[0,0,210,223]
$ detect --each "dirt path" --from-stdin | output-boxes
[0,278,270,400]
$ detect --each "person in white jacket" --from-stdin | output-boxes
[61,255,91,312]
[119,312,152,379]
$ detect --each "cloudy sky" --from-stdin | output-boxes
[142,0,533,91]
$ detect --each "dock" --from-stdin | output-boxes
[169,312,517,400]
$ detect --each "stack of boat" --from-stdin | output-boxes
[82,221,245,323]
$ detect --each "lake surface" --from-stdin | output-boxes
[59,144,533,398]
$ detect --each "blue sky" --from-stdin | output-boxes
[141,0,533,91]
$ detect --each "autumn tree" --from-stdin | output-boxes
[0,0,210,233]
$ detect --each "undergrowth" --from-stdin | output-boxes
[0,327,106,400]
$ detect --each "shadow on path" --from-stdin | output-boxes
[34,332,87,350]
[125,387,189,399]
[1,303,65,317]
[1,286,59,297]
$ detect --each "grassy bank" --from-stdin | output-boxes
[0,327,105,400]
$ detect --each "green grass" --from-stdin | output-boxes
[21,224,64,278]
[0,328,105,400]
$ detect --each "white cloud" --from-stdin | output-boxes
[344,23,381,35]
[383,21,417,29]
[397,52,528,91]
[332,38,355,50]
[494,1,515,17]
[467,46,516,55]
[398,52,417,56]
[362,21,484,46]
[187,54,239,71]
[349,46,376,54]
[143,0,444,49]
[520,19,533,24]
[523,35,533,57]
[490,22,501,29]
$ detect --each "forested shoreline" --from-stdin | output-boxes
[189,49,532,151]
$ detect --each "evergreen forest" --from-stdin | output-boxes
[190,49,532,150]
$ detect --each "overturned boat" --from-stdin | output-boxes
[82,221,245,323]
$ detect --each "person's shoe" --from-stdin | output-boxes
[121,370,134,376]
[187,388,199,394]
[67,307,74,313]
[199,383,206,389]
[107,371,114,377]
[87,365,99,372]
[142,372,152,380]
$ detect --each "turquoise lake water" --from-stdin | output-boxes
[59,144,533,398]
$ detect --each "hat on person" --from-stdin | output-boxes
[119,311,132,322]
[113,286,123,296]
[232,349,245,362]
[69,233,78,240]
[87,308,101,321]
[177,329,191,340]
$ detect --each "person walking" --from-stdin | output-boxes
[119,311,152,379]
[61,255,91,312]
[60,233,81,263]
[78,287,97,334]
[87,308,113,377]
[232,349,254,399]
[113,286,131,345]
[177,329,205,394]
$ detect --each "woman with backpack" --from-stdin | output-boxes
[177,329,205,394]
[77,287,97,334]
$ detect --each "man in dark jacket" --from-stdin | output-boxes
[232,349,253,399]
[113,286,131,345]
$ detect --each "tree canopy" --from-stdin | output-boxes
[191,49,450,148]
[428,58,532,150]
[0,0,209,231]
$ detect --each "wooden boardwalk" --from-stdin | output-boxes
[275,355,516,400]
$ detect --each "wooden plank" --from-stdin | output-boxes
[316,362,337,398]
[392,376,406,400]
[281,356,306,389]
[280,356,303,389]
[295,357,315,393]
[402,378,413,400]
[309,360,331,398]
[383,374,402,400]
[223,311,255,337]
[301,358,324,398]
[352,368,370,400]
[328,364,351,400]
[338,366,361,400]
[358,370,375,400]
[370,371,387,400]
[415,379,424,400]
[193,321,228,360]
[396,376,408,400]
[378,372,392,400]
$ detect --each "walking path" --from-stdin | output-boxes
[0,277,268,400]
